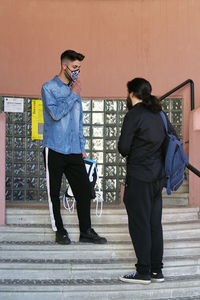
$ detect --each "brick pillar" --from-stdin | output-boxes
[0,113,6,224]
[189,107,200,207]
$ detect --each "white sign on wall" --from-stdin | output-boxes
[4,98,24,113]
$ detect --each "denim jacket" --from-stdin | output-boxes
[41,75,85,154]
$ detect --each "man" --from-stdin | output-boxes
[41,50,107,245]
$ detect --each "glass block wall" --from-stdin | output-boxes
[0,96,182,203]
[82,99,127,203]
[161,98,183,138]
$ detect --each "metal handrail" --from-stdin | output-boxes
[187,163,200,177]
[159,79,194,111]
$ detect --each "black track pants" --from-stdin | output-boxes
[44,148,92,233]
[124,176,164,275]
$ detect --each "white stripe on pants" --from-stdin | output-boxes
[45,147,57,231]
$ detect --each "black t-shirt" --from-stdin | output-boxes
[118,102,176,182]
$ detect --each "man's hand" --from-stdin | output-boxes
[82,153,88,159]
[72,80,81,95]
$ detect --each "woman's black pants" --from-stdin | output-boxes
[124,176,164,275]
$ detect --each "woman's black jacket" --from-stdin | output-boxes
[118,102,177,182]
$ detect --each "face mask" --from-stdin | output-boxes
[67,66,80,82]
[126,95,133,111]
[71,69,80,81]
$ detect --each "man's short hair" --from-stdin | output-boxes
[61,50,85,62]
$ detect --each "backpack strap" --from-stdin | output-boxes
[167,178,171,195]
[160,111,169,134]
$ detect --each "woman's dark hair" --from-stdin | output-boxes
[61,50,85,62]
[127,78,162,113]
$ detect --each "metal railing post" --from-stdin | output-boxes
[159,79,194,111]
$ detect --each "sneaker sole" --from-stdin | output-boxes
[79,238,107,244]
[119,276,151,285]
[55,240,71,245]
[151,278,165,283]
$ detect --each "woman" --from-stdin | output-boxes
[118,78,176,285]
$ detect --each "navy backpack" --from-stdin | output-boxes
[160,111,189,195]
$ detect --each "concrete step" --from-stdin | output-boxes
[162,179,189,206]
[3,219,200,230]
[5,207,199,225]
[0,255,200,280]
[1,219,200,237]
[1,224,200,242]
[0,275,200,300]
[1,238,200,250]
[1,206,200,300]
[6,206,198,215]
[163,179,189,194]
[0,240,200,259]
[162,194,188,206]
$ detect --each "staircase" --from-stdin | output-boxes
[0,200,200,300]
[162,180,189,207]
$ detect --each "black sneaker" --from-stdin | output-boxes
[151,271,165,282]
[79,228,107,244]
[56,229,71,245]
[119,271,151,285]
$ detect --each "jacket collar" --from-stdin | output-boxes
[53,75,70,87]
